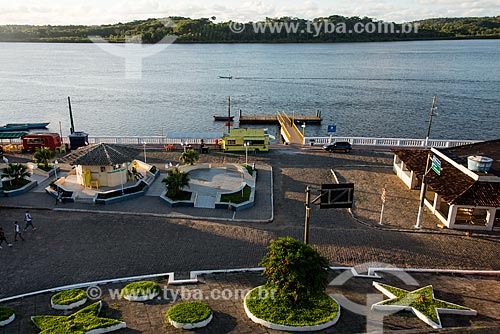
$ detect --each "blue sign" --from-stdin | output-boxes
[327,125,337,133]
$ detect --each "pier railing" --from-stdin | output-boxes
[304,136,480,148]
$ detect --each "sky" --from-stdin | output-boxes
[0,0,499,25]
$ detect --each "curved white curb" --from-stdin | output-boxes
[122,290,160,302]
[0,313,15,327]
[50,297,87,310]
[86,322,127,334]
[244,288,340,332]
[168,313,213,329]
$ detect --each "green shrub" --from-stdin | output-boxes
[121,281,161,297]
[51,289,87,306]
[37,164,53,172]
[166,301,212,324]
[0,306,14,321]
[166,189,192,201]
[246,286,338,326]
[260,237,329,304]
[242,164,253,175]
[220,185,251,204]
[1,178,30,191]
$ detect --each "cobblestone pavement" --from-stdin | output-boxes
[1,271,499,334]
[1,148,499,299]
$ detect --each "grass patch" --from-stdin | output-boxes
[246,286,338,326]
[37,164,53,172]
[121,281,161,298]
[51,289,87,306]
[242,164,253,175]
[220,185,252,204]
[0,306,14,321]
[166,189,192,201]
[1,179,30,191]
[32,302,123,334]
[166,301,212,324]
[379,284,469,324]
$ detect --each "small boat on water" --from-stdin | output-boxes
[0,122,50,132]
[218,76,233,80]
[5,122,50,129]
[213,115,234,122]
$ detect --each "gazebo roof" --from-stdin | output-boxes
[62,143,140,166]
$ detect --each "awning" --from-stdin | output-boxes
[0,132,27,139]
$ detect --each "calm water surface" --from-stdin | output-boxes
[0,40,499,140]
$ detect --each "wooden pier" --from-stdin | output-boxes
[238,110,322,125]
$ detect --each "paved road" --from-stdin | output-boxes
[0,148,499,298]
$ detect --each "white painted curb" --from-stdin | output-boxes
[169,313,213,329]
[86,322,127,334]
[244,287,340,332]
[122,290,160,302]
[50,297,87,310]
[0,313,15,327]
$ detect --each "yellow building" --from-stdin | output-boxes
[222,128,269,152]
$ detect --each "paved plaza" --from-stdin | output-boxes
[0,147,499,333]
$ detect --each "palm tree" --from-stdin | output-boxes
[162,168,190,198]
[33,147,55,170]
[180,149,199,166]
[2,163,31,187]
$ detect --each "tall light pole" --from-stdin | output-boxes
[425,96,437,148]
[415,154,432,229]
[54,160,59,180]
[143,142,147,163]
[117,164,124,195]
[301,122,306,136]
[244,142,249,166]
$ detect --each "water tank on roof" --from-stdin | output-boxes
[467,156,493,173]
[68,132,89,150]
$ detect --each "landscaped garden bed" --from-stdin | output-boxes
[121,281,162,302]
[245,237,340,331]
[220,185,252,204]
[31,301,126,334]
[166,301,213,329]
[371,282,476,329]
[0,306,15,327]
[50,289,88,310]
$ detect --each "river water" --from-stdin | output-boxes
[0,40,499,140]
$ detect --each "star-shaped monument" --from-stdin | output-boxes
[371,282,476,329]
[31,301,126,334]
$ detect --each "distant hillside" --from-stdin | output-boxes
[0,15,498,43]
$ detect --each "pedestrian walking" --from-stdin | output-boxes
[0,226,13,249]
[56,190,64,205]
[24,210,36,231]
[14,221,24,242]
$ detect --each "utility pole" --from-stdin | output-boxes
[425,96,437,147]
[227,96,231,134]
[304,186,311,244]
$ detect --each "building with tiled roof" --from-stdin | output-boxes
[392,139,500,231]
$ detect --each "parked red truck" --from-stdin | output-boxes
[22,133,65,152]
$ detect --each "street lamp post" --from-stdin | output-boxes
[301,122,306,136]
[143,142,147,163]
[54,160,59,180]
[117,164,124,195]
[244,142,249,166]
[425,96,437,148]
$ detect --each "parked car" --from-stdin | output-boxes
[322,142,352,153]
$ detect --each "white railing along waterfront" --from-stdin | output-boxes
[304,136,480,148]
[61,136,217,145]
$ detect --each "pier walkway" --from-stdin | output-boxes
[276,111,305,144]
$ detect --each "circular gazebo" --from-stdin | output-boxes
[61,143,140,188]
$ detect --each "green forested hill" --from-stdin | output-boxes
[0,16,498,43]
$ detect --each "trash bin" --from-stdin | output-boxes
[68,132,89,150]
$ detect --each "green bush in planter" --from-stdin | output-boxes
[166,301,212,324]
[260,237,329,304]
[0,306,14,322]
[51,289,87,306]
[121,281,161,298]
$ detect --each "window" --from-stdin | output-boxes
[27,138,44,145]
[455,208,488,226]
[227,140,236,145]
[494,209,500,228]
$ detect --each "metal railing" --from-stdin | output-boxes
[304,136,480,148]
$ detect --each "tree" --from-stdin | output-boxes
[259,237,330,304]
[162,168,190,198]
[33,147,55,170]
[2,163,31,187]
[180,149,199,165]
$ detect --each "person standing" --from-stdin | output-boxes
[14,221,24,242]
[0,226,13,249]
[24,210,36,231]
